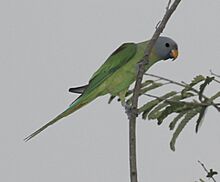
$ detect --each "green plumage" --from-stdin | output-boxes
[25,37,178,141]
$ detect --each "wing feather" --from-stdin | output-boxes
[84,43,137,94]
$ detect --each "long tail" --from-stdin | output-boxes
[69,84,88,94]
[24,97,88,142]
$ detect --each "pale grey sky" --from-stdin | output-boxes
[0,0,220,181]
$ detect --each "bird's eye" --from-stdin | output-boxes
[165,43,170,47]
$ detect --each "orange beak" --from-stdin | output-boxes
[170,49,179,60]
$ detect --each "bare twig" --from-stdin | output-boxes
[198,160,217,182]
[198,160,209,173]
[155,21,161,29]
[210,69,220,78]
[213,79,220,84]
[166,0,172,11]
[145,73,185,87]
[128,1,182,182]
[210,70,220,83]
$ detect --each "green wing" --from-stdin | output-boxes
[24,43,137,141]
[84,43,137,94]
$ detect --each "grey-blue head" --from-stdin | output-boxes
[154,36,178,61]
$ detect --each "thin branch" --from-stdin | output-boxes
[213,79,220,84]
[145,73,185,87]
[210,69,220,78]
[198,160,217,182]
[155,21,161,29]
[166,0,172,11]
[128,1,182,182]
[210,70,220,83]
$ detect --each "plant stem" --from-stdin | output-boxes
[128,1,182,182]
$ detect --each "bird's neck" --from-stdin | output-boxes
[138,41,161,68]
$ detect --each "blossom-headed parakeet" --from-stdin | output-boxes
[25,36,178,141]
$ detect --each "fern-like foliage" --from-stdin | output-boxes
[140,75,220,151]
[110,74,220,151]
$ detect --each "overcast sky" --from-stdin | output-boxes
[0,0,220,182]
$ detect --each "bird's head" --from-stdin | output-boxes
[154,36,178,61]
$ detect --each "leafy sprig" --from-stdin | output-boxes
[109,73,220,151]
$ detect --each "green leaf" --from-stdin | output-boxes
[169,111,187,130]
[125,80,154,98]
[157,105,177,125]
[140,91,177,119]
[157,102,195,125]
[140,82,163,94]
[190,75,206,86]
[148,102,168,120]
[210,91,220,102]
[195,106,207,133]
[181,75,205,96]
[172,92,195,102]
[147,91,178,120]
[126,82,163,104]
[157,107,172,125]
[141,80,154,87]
[141,100,160,119]
[149,92,195,121]
[199,76,214,101]
[170,109,200,151]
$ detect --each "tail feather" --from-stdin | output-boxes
[69,85,88,94]
[24,98,87,142]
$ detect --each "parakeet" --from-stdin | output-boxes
[24,36,178,141]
